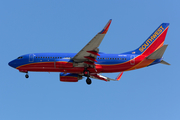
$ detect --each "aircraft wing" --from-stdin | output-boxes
[90,72,123,81]
[73,19,112,66]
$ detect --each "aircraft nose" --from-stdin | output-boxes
[8,60,16,68]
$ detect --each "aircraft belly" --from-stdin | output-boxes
[17,62,103,73]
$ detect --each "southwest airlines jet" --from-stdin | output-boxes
[8,20,170,85]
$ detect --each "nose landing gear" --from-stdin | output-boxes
[25,73,29,78]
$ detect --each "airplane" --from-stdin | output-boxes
[8,19,170,85]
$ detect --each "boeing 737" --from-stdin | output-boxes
[8,19,170,85]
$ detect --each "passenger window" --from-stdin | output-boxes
[122,58,124,60]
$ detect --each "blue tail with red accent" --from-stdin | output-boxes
[134,23,169,56]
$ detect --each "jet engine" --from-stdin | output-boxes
[60,73,82,82]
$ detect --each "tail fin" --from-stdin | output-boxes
[135,23,169,56]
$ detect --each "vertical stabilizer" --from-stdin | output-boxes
[135,23,169,56]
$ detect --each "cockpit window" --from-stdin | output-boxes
[17,57,23,59]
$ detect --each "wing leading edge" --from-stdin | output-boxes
[73,19,112,66]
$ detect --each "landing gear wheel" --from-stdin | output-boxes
[86,78,92,85]
[25,74,29,78]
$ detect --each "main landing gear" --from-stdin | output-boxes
[25,73,29,78]
[84,69,92,85]
[86,78,92,85]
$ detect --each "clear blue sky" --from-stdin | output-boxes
[0,0,179,120]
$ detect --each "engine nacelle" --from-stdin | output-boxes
[60,73,82,82]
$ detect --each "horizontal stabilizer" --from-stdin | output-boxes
[160,60,170,65]
[147,45,168,59]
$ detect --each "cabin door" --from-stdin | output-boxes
[29,54,34,62]
[130,55,135,65]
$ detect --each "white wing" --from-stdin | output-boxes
[73,19,112,66]
[90,72,123,81]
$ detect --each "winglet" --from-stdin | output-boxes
[115,72,123,81]
[99,19,112,34]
